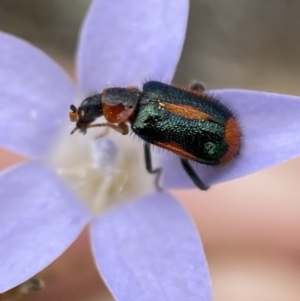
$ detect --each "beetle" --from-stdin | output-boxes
[69,81,241,191]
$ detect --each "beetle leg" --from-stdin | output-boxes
[88,122,129,135]
[144,143,162,191]
[95,126,110,138]
[180,158,209,191]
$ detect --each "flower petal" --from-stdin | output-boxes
[0,161,91,293]
[159,89,300,189]
[0,31,79,159]
[91,192,211,301]
[77,0,189,92]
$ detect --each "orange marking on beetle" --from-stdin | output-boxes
[155,141,199,162]
[219,117,242,164]
[102,103,135,123]
[160,102,219,122]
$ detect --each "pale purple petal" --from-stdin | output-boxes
[91,192,211,301]
[159,89,300,189]
[77,0,189,92]
[0,31,79,159]
[0,162,91,293]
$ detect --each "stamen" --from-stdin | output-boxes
[92,138,119,173]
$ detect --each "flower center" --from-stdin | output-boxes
[46,126,154,214]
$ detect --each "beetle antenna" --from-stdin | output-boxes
[69,104,78,122]
[70,104,77,112]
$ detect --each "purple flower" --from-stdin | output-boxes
[0,1,300,301]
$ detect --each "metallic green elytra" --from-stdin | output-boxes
[132,81,241,165]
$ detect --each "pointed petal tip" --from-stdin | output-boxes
[158,89,300,189]
[77,0,189,92]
